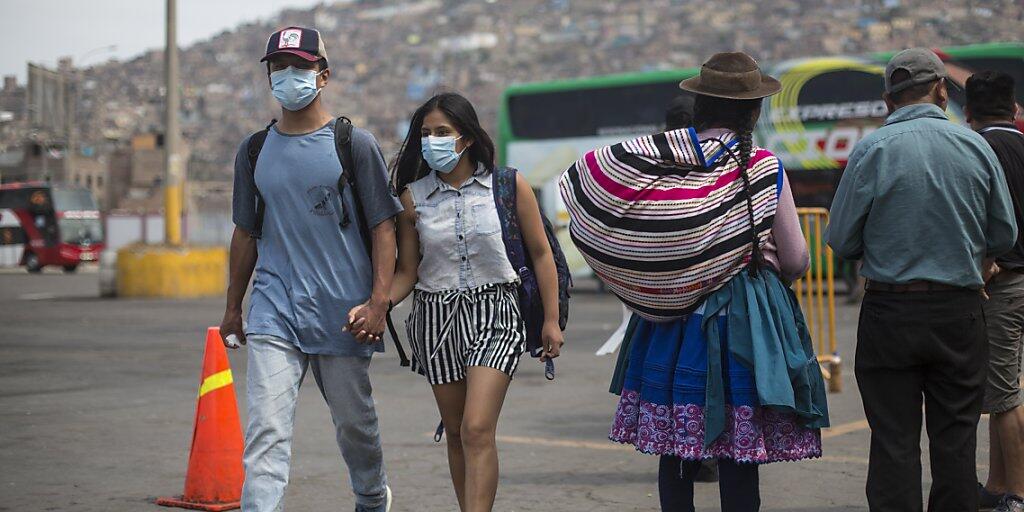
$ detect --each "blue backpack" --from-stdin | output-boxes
[491,166,572,370]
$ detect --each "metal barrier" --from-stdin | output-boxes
[793,207,842,393]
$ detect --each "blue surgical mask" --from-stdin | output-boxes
[420,135,465,173]
[270,66,323,111]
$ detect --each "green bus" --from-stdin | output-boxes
[498,42,1024,275]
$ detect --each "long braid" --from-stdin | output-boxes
[735,129,764,275]
[694,94,765,276]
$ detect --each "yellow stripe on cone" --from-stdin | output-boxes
[198,369,233,398]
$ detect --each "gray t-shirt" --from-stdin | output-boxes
[232,121,403,356]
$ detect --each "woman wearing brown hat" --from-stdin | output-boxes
[560,52,830,510]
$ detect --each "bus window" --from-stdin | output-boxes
[51,188,102,245]
[955,57,1024,104]
[51,187,99,211]
[59,218,104,245]
[508,81,689,139]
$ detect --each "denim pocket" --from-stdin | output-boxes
[472,203,502,236]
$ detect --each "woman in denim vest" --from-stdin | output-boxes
[389,92,564,512]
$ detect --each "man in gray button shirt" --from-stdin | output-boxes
[826,49,1017,511]
[219,27,402,512]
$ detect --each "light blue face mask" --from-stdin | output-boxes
[270,66,323,111]
[420,135,465,173]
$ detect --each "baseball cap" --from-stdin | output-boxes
[261,27,329,68]
[884,48,948,95]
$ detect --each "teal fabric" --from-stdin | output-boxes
[700,268,830,448]
[825,103,1017,288]
[608,313,641,395]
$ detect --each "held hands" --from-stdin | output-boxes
[220,308,246,349]
[540,320,564,362]
[345,299,388,344]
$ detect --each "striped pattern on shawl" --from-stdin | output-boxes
[558,128,780,322]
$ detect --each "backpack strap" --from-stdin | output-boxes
[492,166,529,273]
[246,119,277,239]
[333,116,373,252]
[385,312,409,367]
[332,117,409,367]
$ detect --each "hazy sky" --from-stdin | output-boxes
[1,0,326,83]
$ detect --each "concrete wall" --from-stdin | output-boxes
[104,211,232,249]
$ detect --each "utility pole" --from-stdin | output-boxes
[116,1,225,301]
[64,67,75,185]
[164,0,182,245]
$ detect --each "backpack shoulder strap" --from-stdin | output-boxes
[245,119,276,238]
[334,116,356,187]
[493,166,528,272]
[332,117,409,367]
[332,116,371,250]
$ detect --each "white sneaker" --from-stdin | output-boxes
[384,485,392,512]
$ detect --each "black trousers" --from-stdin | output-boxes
[856,290,987,512]
[658,455,760,511]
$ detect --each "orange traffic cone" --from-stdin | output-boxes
[157,327,245,511]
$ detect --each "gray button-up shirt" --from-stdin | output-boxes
[825,103,1017,288]
[407,166,518,292]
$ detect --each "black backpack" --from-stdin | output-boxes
[245,116,410,366]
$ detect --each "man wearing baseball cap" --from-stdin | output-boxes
[827,48,1018,510]
[220,26,401,512]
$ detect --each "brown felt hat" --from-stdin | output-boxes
[679,52,781,100]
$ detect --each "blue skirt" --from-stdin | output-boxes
[610,303,822,463]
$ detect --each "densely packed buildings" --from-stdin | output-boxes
[1,0,1021,210]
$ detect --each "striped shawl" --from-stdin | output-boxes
[558,128,780,322]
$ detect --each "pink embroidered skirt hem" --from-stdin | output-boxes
[609,389,822,463]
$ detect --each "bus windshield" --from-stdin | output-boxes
[58,217,103,245]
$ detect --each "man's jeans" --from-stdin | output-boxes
[241,335,388,511]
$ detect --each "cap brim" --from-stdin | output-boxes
[678,74,782,100]
[260,49,320,62]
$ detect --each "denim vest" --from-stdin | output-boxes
[408,166,518,292]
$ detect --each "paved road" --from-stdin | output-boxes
[0,270,994,511]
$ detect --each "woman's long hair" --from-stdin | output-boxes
[392,92,496,192]
[693,94,765,272]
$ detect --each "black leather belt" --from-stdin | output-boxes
[864,280,965,293]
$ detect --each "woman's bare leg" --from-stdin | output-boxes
[460,366,512,512]
[431,381,468,511]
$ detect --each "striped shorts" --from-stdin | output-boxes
[406,282,526,385]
